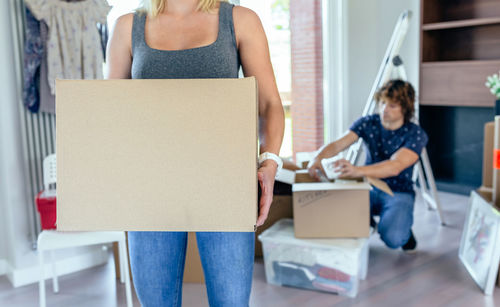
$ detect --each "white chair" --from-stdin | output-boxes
[37,154,133,307]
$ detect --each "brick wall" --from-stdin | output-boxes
[290,0,324,157]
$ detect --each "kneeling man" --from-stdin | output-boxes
[308,80,428,252]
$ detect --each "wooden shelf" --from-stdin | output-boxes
[420,0,500,107]
[421,59,500,67]
[419,60,500,107]
[423,17,500,31]
[422,24,500,62]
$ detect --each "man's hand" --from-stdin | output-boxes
[256,160,277,227]
[335,159,364,179]
[307,157,326,182]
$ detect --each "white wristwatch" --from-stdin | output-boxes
[258,152,283,175]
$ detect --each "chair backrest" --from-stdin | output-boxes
[43,154,56,191]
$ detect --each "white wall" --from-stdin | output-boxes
[327,0,421,136]
[0,0,32,272]
[0,207,8,274]
[344,0,381,131]
[376,0,420,92]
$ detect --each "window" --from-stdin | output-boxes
[106,0,142,27]
[240,0,292,158]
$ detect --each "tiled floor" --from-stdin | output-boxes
[1,191,499,306]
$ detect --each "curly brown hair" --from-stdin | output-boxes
[374,79,415,123]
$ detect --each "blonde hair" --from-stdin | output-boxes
[141,0,228,17]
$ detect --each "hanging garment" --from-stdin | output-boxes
[39,20,55,114]
[24,0,111,95]
[97,22,108,61]
[23,7,43,113]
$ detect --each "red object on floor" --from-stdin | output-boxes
[317,267,351,282]
[35,191,57,230]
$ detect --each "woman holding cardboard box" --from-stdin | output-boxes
[106,0,284,306]
[308,80,428,253]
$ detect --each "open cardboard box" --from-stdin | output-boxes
[292,170,393,238]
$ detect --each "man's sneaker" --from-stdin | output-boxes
[402,230,417,253]
[369,217,378,235]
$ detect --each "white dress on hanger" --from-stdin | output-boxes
[25,0,111,94]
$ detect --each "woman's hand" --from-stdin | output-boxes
[256,160,277,227]
[307,157,326,181]
[335,159,364,178]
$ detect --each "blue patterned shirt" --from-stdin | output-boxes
[349,114,428,193]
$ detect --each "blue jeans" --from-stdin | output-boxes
[370,188,415,249]
[127,231,255,307]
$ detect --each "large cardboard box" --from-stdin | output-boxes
[56,78,258,231]
[184,233,205,283]
[481,121,494,192]
[292,171,392,238]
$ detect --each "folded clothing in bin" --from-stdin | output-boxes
[272,262,353,293]
[258,219,369,298]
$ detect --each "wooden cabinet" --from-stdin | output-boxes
[420,0,500,107]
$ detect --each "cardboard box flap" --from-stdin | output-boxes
[296,152,316,169]
[294,170,316,183]
[292,181,372,192]
[275,159,301,185]
[275,169,295,185]
[366,177,394,197]
[292,171,393,195]
[283,159,301,171]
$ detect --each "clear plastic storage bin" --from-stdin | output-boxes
[258,219,369,298]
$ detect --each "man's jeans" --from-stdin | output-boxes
[370,187,415,248]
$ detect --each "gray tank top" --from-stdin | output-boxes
[131,2,240,79]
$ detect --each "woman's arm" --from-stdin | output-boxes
[105,13,134,79]
[234,6,284,156]
[234,6,285,227]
